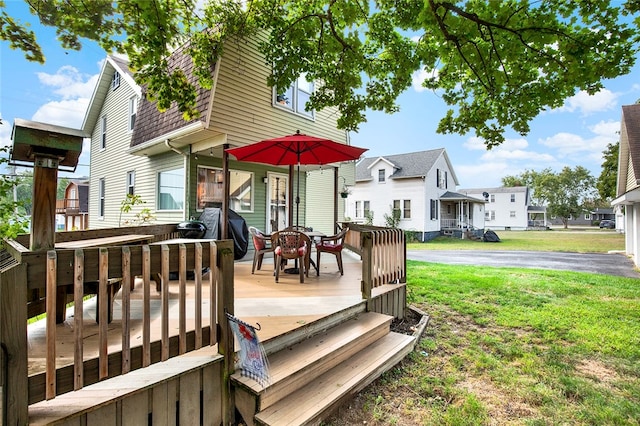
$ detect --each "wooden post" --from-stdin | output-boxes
[121,246,131,374]
[216,240,235,426]
[222,143,229,239]
[194,242,203,350]
[73,249,84,390]
[30,157,58,251]
[179,243,187,354]
[142,245,151,367]
[361,232,373,304]
[98,248,108,380]
[161,245,170,361]
[0,263,28,424]
[45,250,57,399]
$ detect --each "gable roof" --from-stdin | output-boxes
[130,42,215,151]
[356,148,458,184]
[616,104,640,197]
[82,56,140,133]
[439,191,486,203]
[458,186,528,194]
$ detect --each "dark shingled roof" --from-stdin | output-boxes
[356,148,446,181]
[131,43,215,147]
[458,186,528,194]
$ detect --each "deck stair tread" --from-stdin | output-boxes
[254,331,415,426]
[232,312,392,409]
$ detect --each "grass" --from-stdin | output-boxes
[408,229,625,253]
[326,231,639,426]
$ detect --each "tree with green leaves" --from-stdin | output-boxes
[503,166,596,228]
[597,141,619,201]
[0,147,29,242]
[2,0,639,147]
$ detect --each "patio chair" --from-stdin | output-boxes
[249,226,275,274]
[274,230,311,283]
[316,227,349,275]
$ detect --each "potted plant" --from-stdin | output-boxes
[339,186,351,198]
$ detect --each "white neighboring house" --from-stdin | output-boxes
[350,149,486,241]
[612,104,640,266]
[457,186,547,230]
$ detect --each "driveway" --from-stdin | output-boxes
[407,250,640,278]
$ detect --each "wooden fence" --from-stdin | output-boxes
[1,225,236,425]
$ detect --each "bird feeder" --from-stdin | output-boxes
[10,118,86,251]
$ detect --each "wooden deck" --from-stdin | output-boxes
[26,250,365,378]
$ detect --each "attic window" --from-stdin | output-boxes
[378,169,385,182]
[112,71,120,90]
[274,73,314,119]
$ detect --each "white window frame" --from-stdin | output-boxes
[378,169,386,183]
[98,178,105,219]
[403,199,411,219]
[273,73,315,119]
[490,194,495,203]
[112,71,120,90]
[127,171,135,196]
[511,194,516,202]
[128,96,137,132]
[100,115,107,150]
[157,168,185,211]
[510,211,516,218]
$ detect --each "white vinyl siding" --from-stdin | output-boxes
[89,70,163,228]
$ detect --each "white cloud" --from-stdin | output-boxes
[411,68,439,93]
[464,136,529,152]
[37,66,98,100]
[0,122,12,148]
[557,88,618,115]
[31,98,89,129]
[539,120,618,159]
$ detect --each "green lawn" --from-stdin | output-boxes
[408,229,625,253]
[327,231,639,425]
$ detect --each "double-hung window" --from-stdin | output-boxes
[127,171,135,196]
[98,178,105,218]
[128,96,138,131]
[111,71,120,90]
[100,116,107,149]
[274,73,315,119]
[158,168,185,211]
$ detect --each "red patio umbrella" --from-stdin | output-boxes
[226,130,367,228]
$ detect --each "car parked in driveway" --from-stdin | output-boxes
[599,219,615,229]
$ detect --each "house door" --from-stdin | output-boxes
[267,173,288,233]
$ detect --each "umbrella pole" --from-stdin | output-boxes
[285,161,302,275]
[296,161,300,229]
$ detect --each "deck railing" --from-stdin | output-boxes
[342,223,406,299]
[1,225,236,425]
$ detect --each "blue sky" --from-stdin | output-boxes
[2,0,639,187]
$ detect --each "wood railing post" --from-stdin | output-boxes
[74,249,84,390]
[46,250,57,399]
[361,231,373,303]
[0,263,28,425]
[216,240,235,426]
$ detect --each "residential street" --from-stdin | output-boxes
[407,250,640,278]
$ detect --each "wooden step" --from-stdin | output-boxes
[233,312,392,412]
[254,331,415,426]
[261,302,367,356]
